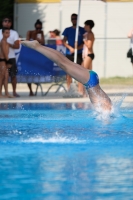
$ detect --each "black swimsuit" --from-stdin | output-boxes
[0,58,12,64]
[0,58,7,62]
[87,53,95,60]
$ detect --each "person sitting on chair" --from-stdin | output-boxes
[26,19,45,96]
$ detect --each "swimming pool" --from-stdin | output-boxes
[0,102,133,200]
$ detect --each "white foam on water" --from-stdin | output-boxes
[92,93,127,123]
[23,131,86,144]
[88,83,131,123]
[112,93,127,109]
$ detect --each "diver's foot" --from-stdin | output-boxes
[0,95,4,98]
[21,40,39,49]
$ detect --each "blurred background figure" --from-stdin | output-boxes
[0,17,20,97]
[127,27,133,67]
[0,27,13,98]
[79,20,95,97]
[82,20,95,71]
[52,29,62,45]
[62,13,85,91]
[48,29,62,45]
[26,19,45,96]
[49,31,55,38]
[26,19,45,45]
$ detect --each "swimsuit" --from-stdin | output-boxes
[0,58,12,64]
[88,53,95,60]
[0,58,7,62]
[84,70,99,88]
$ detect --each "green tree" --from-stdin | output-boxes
[0,0,14,28]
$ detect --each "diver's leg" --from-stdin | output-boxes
[21,40,90,84]
[21,40,112,111]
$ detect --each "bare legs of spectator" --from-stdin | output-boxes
[27,83,34,96]
[0,65,5,97]
[84,56,93,71]
[66,74,72,90]
[0,64,13,98]
[11,76,20,97]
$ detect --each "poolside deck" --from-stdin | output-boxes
[0,83,133,105]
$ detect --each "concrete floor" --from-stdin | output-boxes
[0,83,133,106]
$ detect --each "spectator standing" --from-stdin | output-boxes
[82,20,95,70]
[62,13,85,91]
[0,17,20,97]
[127,28,133,66]
[79,20,95,96]
[26,19,45,96]
[0,27,13,98]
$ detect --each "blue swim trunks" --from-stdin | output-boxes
[84,70,99,88]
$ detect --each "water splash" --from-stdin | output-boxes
[63,83,82,98]
[112,93,127,109]
[91,92,127,123]
[22,131,86,144]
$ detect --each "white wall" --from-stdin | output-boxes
[14,0,133,78]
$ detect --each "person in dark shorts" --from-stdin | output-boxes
[0,17,20,97]
[0,27,13,98]
[82,20,95,70]
[127,27,133,66]
[62,13,85,90]
[8,58,18,78]
[80,20,95,96]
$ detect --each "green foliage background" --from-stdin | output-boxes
[0,0,14,28]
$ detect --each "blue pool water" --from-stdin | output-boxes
[0,102,133,200]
